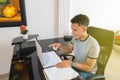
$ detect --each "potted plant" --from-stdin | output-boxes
[20,25,28,39]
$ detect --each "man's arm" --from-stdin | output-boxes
[75,57,97,72]
[55,57,97,72]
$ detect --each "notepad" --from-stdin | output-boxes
[35,40,79,80]
[43,67,79,80]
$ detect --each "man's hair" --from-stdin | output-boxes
[71,14,89,26]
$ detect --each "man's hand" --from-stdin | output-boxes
[49,43,62,50]
[55,60,72,68]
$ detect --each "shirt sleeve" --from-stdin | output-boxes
[88,42,100,59]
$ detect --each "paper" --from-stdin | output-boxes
[43,67,79,80]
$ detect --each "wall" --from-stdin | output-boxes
[25,0,59,39]
[70,0,120,32]
[58,0,70,37]
[0,28,18,75]
[0,0,59,75]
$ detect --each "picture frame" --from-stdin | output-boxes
[0,0,27,27]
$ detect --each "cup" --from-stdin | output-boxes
[64,35,73,42]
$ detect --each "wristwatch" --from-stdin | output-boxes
[72,61,76,68]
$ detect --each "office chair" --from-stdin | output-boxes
[60,26,114,80]
[86,26,114,80]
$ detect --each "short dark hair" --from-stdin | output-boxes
[71,14,89,26]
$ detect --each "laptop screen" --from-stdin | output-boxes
[35,40,44,67]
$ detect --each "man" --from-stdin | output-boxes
[49,14,100,80]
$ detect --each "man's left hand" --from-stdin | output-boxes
[55,60,72,68]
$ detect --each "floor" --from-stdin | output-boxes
[105,45,120,80]
[0,73,9,80]
[0,45,120,80]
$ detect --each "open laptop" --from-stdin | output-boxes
[35,40,62,68]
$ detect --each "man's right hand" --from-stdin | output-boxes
[49,43,62,51]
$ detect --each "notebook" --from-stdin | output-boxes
[35,40,62,68]
[35,40,79,80]
[43,67,79,80]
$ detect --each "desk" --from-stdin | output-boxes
[9,37,67,80]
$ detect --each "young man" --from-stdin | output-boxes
[49,14,100,80]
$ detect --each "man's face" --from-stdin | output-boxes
[71,23,84,39]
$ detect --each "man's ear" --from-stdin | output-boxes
[82,26,87,31]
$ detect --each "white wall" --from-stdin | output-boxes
[58,0,70,37]
[0,0,59,75]
[25,0,59,39]
[0,28,18,75]
[70,0,120,32]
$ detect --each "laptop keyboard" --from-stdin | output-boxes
[42,51,62,68]
[43,53,51,64]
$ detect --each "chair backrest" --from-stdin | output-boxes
[87,26,114,75]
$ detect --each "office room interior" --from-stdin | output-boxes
[0,0,120,80]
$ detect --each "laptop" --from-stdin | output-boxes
[35,40,62,68]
